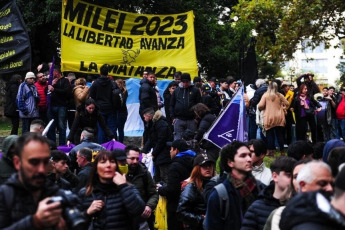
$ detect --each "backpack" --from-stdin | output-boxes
[111,82,123,108]
[214,183,229,221]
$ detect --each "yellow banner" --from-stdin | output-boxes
[61,0,198,79]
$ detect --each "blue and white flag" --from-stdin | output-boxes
[203,86,247,148]
[124,78,171,136]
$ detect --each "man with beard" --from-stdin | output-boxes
[0,132,67,229]
[125,145,158,230]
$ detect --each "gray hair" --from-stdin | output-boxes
[255,79,266,88]
[296,161,331,192]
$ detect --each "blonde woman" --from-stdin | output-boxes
[115,79,128,143]
[73,77,89,108]
[258,82,289,156]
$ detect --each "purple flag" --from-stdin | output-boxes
[47,56,55,109]
[101,140,126,150]
[203,86,247,148]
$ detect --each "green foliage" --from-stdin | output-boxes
[336,62,345,87]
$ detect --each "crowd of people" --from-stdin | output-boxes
[1,66,345,230]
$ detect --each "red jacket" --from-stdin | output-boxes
[336,95,345,120]
[35,81,47,110]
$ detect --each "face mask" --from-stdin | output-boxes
[118,164,128,175]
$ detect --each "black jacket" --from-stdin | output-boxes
[67,105,114,143]
[4,82,19,117]
[79,182,146,230]
[177,182,207,230]
[47,173,71,190]
[89,76,117,112]
[170,85,201,120]
[0,135,18,185]
[0,174,65,229]
[280,191,345,230]
[139,78,157,114]
[51,77,71,107]
[250,84,268,110]
[142,110,172,165]
[75,163,93,193]
[126,162,158,210]
[158,151,195,213]
[241,182,281,230]
[291,95,321,118]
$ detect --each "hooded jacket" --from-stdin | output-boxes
[170,84,201,120]
[89,76,117,112]
[0,135,19,184]
[142,110,172,165]
[50,77,71,107]
[0,173,65,229]
[241,182,281,230]
[139,78,158,114]
[280,191,345,230]
[158,150,195,212]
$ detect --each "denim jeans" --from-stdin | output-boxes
[98,111,117,144]
[47,106,67,146]
[338,119,345,140]
[22,118,35,134]
[173,118,196,140]
[248,114,258,141]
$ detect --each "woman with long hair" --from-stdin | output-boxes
[291,83,321,144]
[258,82,289,156]
[115,79,128,143]
[67,98,114,144]
[176,154,215,230]
[192,103,219,161]
[78,150,145,229]
[73,77,89,108]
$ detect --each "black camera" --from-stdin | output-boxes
[48,190,88,230]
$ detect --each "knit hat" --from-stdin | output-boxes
[335,166,345,190]
[25,72,35,80]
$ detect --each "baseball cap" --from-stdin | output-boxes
[167,139,189,152]
[193,153,215,166]
[113,148,126,161]
[181,73,191,82]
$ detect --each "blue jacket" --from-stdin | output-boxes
[16,82,39,118]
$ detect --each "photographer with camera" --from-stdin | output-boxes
[0,132,86,229]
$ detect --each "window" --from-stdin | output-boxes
[301,39,325,53]
[301,59,328,73]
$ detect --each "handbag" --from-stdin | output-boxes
[154,196,168,230]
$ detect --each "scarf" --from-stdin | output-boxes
[229,173,257,213]
[299,93,309,109]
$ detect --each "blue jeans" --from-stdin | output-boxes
[338,119,345,140]
[22,118,35,134]
[116,112,127,143]
[248,114,258,140]
[173,118,196,140]
[47,106,67,146]
[98,111,117,144]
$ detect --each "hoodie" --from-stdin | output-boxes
[89,76,117,112]
[0,135,19,184]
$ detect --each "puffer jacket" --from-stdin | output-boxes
[158,150,195,212]
[142,110,172,165]
[16,82,39,118]
[170,84,201,120]
[73,85,89,108]
[280,191,345,230]
[241,182,281,230]
[0,173,65,229]
[177,182,207,230]
[0,135,19,184]
[139,78,158,114]
[79,182,146,230]
[34,81,48,111]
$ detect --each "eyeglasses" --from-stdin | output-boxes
[127,157,140,161]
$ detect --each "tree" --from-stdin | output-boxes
[232,0,345,63]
